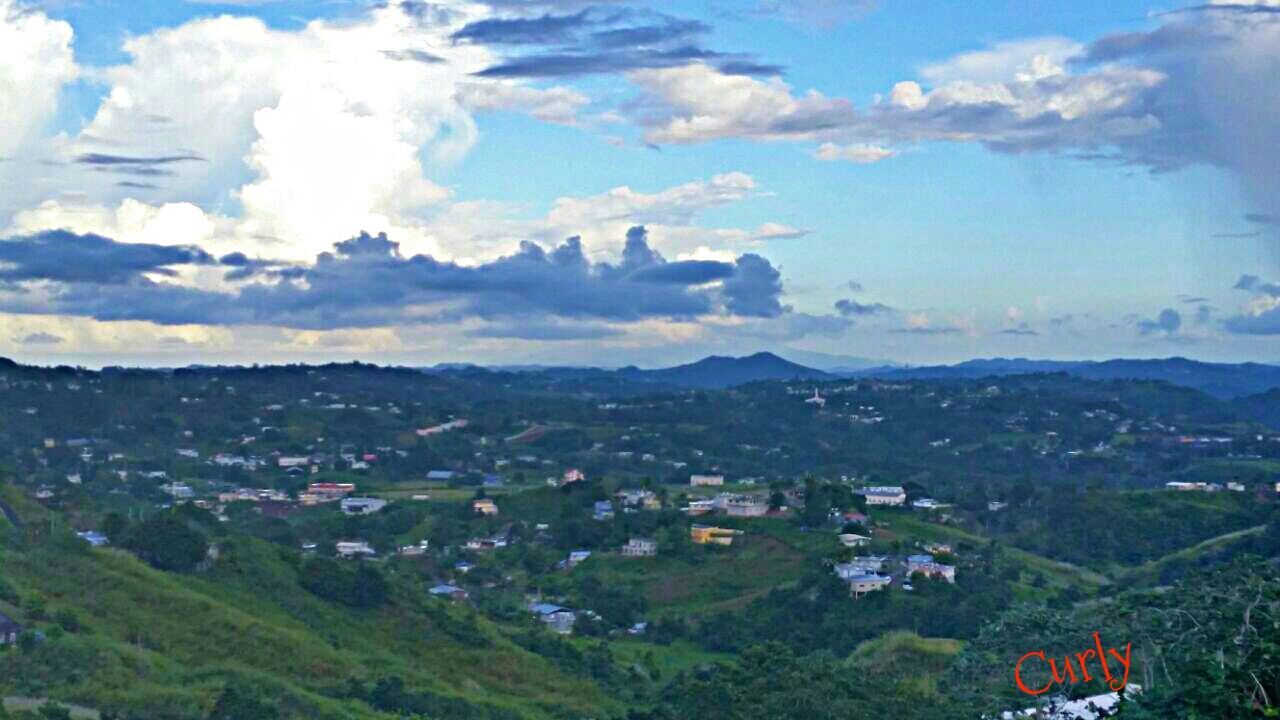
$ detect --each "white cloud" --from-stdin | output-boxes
[919,37,1083,85]
[456,82,589,126]
[814,142,895,163]
[0,0,76,159]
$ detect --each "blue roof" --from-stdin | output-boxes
[530,603,567,615]
[427,470,455,479]
[850,574,890,583]
[430,584,462,595]
[907,554,935,563]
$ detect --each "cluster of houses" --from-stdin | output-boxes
[831,542,958,599]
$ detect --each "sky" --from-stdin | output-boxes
[0,0,1278,369]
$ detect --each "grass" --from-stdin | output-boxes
[0,533,617,720]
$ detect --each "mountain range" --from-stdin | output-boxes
[428,353,1280,399]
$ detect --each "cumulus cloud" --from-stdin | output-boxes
[0,226,790,330]
[1137,308,1182,335]
[0,0,77,159]
[1225,273,1280,334]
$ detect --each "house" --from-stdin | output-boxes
[912,498,942,510]
[804,388,826,408]
[592,500,615,521]
[847,573,891,598]
[842,511,869,525]
[429,584,468,600]
[473,498,499,516]
[427,470,457,481]
[1226,481,1245,492]
[621,538,657,557]
[838,533,871,548]
[335,540,375,558]
[465,536,508,551]
[76,531,109,547]
[834,556,887,578]
[566,550,592,568]
[341,497,387,515]
[160,482,194,499]
[398,540,430,556]
[616,488,660,510]
[690,525,740,546]
[562,468,586,485]
[690,474,725,487]
[685,499,715,516]
[923,543,952,555]
[1000,685,1141,719]
[278,456,310,468]
[0,611,21,645]
[529,603,576,634]
[988,501,1009,512]
[861,486,906,506]
[482,474,504,488]
[722,494,768,517]
[906,554,956,583]
[455,560,476,573]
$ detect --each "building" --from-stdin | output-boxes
[621,538,657,557]
[690,474,725,487]
[335,540,375,558]
[861,486,906,506]
[838,533,871,548]
[562,468,586,485]
[427,470,456,481]
[472,498,499,516]
[906,554,956,583]
[1000,685,1142,719]
[529,603,576,634]
[616,488,661,510]
[341,497,387,515]
[308,482,355,499]
[1226,482,1246,492]
[0,611,21,645]
[912,498,942,510]
[429,584,468,601]
[593,500,615,521]
[278,456,311,468]
[988,501,1009,512]
[834,556,887,578]
[567,550,592,568]
[722,494,768,517]
[924,543,953,555]
[685,499,715,516]
[690,525,740,546]
[848,573,892,598]
[804,388,826,408]
[76,531,109,547]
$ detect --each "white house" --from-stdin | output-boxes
[838,533,871,548]
[691,474,725,487]
[336,540,375,558]
[861,486,906,506]
[341,497,387,515]
[848,574,891,598]
[621,538,657,557]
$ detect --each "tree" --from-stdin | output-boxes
[208,683,278,720]
[122,515,209,572]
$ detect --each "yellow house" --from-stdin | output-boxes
[690,524,740,546]
[473,498,499,516]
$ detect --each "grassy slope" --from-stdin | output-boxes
[0,532,615,720]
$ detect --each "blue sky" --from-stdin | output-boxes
[0,0,1277,367]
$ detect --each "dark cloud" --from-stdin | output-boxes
[1225,274,1280,335]
[1234,274,1280,296]
[117,181,160,190]
[0,227,789,330]
[1178,294,1210,304]
[0,230,214,284]
[1194,304,1213,324]
[75,152,205,179]
[833,298,891,316]
[15,332,63,345]
[1245,213,1280,226]
[459,7,779,78]
[721,254,785,318]
[1000,322,1039,336]
[1137,308,1182,335]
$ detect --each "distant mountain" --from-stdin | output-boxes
[851,357,1280,399]
[774,348,897,373]
[617,351,831,389]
